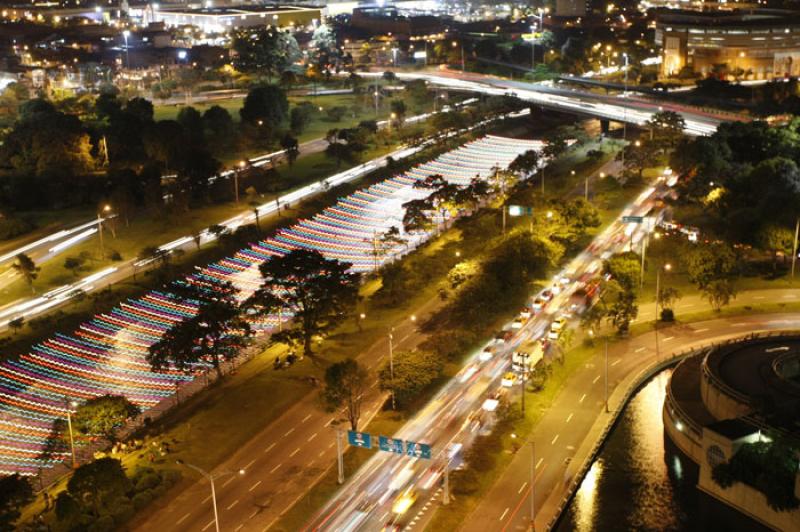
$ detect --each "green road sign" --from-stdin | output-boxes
[622,215,644,223]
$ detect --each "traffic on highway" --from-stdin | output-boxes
[305,177,671,532]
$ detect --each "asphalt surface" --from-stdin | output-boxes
[133,296,441,532]
[462,312,800,532]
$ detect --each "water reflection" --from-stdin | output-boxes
[556,368,771,532]
[558,369,695,531]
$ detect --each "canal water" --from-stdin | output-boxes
[556,368,767,532]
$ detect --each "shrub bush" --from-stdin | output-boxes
[135,472,161,492]
[132,489,153,511]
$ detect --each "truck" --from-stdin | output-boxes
[512,340,544,373]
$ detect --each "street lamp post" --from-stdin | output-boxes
[388,328,396,410]
[175,460,245,532]
[97,204,111,259]
[122,30,130,70]
[452,41,465,72]
[622,53,629,154]
[530,440,536,529]
[235,160,246,203]
[655,262,672,360]
[64,397,78,468]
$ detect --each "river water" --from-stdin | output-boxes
[556,368,767,532]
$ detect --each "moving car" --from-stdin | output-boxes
[501,372,518,387]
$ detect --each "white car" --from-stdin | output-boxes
[551,317,567,332]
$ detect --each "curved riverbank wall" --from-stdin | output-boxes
[548,330,800,531]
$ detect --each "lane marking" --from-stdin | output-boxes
[592,375,600,384]
[248,480,262,492]
[565,413,573,423]
[783,294,798,299]
[308,432,318,442]
[226,499,238,511]
[551,434,559,445]
[244,459,256,470]
[284,428,295,437]
[518,481,528,494]
[732,323,748,327]
[318,450,326,458]
[290,447,301,457]
[203,495,211,504]
[270,463,282,474]
[202,519,215,531]
[176,512,190,525]
[222,476,235,488]
[301,414,312,423]
[499,507,510,521]
[536,458,543,469]
[325,418,335,427]
[579,393,586,403]
[264,442,276,453]
[611,358,620,367]
[754,296,766,300]
[235,525,244,532]
[663,336,674,342]
[634,347,646,353]
[694,328,709,333]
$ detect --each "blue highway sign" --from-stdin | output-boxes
[347,430,372,449]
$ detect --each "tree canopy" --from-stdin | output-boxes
[72,395,141,442]
[322,359,368,431]
[248,249,360,356]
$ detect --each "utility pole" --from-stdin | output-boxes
[604,337,609,413]
[530,441,536,530]
[97,212,105,259]
[443,450,451,505]
[584,177,589,201]
[388,329,396,410]
[64,398,77,469]
[792,217,799,282]
[336,428,344,484]
[521,362,526,415]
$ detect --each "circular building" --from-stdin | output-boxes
[664,334,800,531]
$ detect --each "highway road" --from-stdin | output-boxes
[462,311,800,532]
[300,175,672,531]
[132,151,621,532]
[360,70,725,137]
[133,297,440,532]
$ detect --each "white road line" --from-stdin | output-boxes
[302,414,312,423]
[244,459,256,469]
[202,519,215,531]
[222,476,235,488]
[308,432,318,442]
[176,512,190,525]
[694,328,709,333]
[203,495,211,504]
[264,442,276,453]
[536,458,543,469]
[249,510,259,519]
[663,336,674,341]
[325,418,335,427]
[380,512,389,522]
[226,499,238,510]
[579,393,586,403]
[318,450,326,458]
[290,447,301,457]
[248,480,262,492]
[754,296,766,300]
[270,463,282,474]
[611,358,620,366]
[551,434,559,445]
[682,303,696,308]
[235,525,244,532]
[328,442,335,449]
[499,507,510,521]
[784,294,798,298]
[732,323,748,327]
[634,346,646,353]
[284,428,295,437]
[565,413,573,423]
[518,481,528,494]
[592,375,600,384]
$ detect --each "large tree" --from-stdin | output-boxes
[248,249,360,356]
[645,110,686,150]
[148,280,252,379]
[66,457,130,518]
[12,253,39,293]
[231,27,300,80]
[378,349,443,408]
[603,251,641,293]
[0,474,33,529]
[239,85,289,128]
[72,395,141,443]
[322,359,369,431]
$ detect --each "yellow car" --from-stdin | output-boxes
[501,372,518,387]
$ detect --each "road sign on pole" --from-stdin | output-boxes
[347,430,372,449]
[379,435,405,454]
[622,215,644,223]
[405,441,432,459]
[508,205,533,217]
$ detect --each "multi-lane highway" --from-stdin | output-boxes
[361,69,728,137]
[302,176,670,531]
